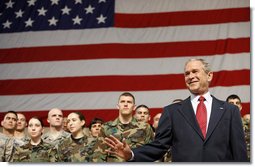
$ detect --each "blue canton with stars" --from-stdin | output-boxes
[0,0,114,33]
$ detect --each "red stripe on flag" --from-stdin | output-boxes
[0,70,249,95]
[0,38,249,63]
[115,8,250,28]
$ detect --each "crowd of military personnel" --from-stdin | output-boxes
[0,92,251,162]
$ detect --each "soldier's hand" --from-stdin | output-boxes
[105,135,132,161]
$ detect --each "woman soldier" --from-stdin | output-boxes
[57,112,97,162]
[12,117,57,162]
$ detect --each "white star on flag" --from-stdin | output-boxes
[96,14,107,24]
[61,6,71,15]
[15,10,24,18]
[51,0,59,5]
[75,0,82,4]
[3,20,12,29]
[72,15,82,25]
[84,5,95,14]
[99,0,106,3]
[25,18,34,27]
[38,7,47,16]
[6,0,15,9]
[27,0,37,7]
[48,17,58,26]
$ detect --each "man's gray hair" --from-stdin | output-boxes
[185,58,211,73]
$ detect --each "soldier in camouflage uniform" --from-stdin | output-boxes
[93,92,154,162]
[42,108,70,146]
[242,114,250,161]
[88,118,104,138]
[12,117,57,162]
[56,112,97,162]
[14,113,30,143]
[1,111,25,162]
[226,95,250,161]
[0,132,10,161]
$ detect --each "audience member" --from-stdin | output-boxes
[12,117,57,162]
[226,94,242,112]
[57,112,97,162]
[152,113,161,132]
[134,104,151,123]
[93,92,154,162]
[226,94,250,160]
[62,117,69,133]
[42,108,70,145]
[89,118,104,138]
[14,113,29,143]
[0,111,23,161]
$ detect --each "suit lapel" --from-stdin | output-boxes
[178,97,204,139]
[205,96,225,141]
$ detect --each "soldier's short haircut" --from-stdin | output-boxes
[135,104,150,114]
[4,110,18,120]
[118,92,135,104]
[226,94,242,103]
[89,118,104,130]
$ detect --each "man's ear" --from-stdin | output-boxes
[132,104,136,111]
[81,120,85,127]
[41,127,44,135]
[208,71,213,82]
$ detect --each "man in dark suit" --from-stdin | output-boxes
[105,58,248,162]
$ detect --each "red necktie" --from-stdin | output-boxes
[196,96,207,138]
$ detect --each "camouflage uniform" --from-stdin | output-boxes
[242,118,250,161]
[16,135,30,144]
[11,140,57,162]
[56,135,97,162]
[0,133,9,161]
[93,117,154,162]
[42,130,70,146]
[0,133,25,162]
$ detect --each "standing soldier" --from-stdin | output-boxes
[93,92,154,162]
[42,108,70,145]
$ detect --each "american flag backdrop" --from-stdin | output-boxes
[0,0,250,126]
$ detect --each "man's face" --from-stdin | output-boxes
[134,107,150,123]
[152,113,161,130]
[1,113,17,131]
[90,122,102,137]
[184,60,213,95]
[47,109,63,127]
[227,98,242,111]
[16,113,27,131]
[117,96,135,116]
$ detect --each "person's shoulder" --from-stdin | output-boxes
[103,118,117,127]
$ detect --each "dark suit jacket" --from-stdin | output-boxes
[132,96,248,162]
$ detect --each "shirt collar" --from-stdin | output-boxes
[190,91,212,103]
